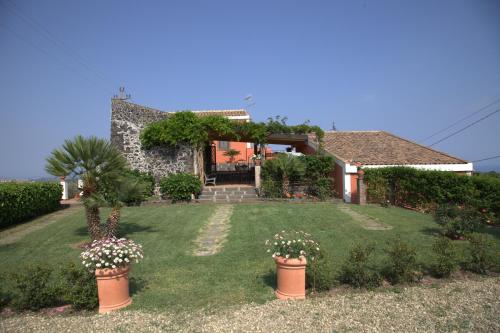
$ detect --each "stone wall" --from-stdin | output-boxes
[110,99,195,194]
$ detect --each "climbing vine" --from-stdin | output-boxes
[140,113,324,149]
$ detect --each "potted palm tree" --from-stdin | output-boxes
[266,230,320,299]
[223,148,241,165]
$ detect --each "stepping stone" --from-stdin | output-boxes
[193,205,234,256]
[335,204,392,230]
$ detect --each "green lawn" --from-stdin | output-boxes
[0,202,498,312]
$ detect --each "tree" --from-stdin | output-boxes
[223,148,241,164]
[45,136,127,240]
[265,154,305,197]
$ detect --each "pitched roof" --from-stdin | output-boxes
[322,131,468,165]
[191,109,249,117]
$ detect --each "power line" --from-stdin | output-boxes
[472,155,500,163]
[0,0,117,93]
[420,96,500,143]
[0,23,115,96]
[428,108,500,147]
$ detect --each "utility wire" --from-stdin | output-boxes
[472,155,500,163]
[0,0,117,93]
[428,108,500,147]
[0,23,115,96]
[420,96,500,143]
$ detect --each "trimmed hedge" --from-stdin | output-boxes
[364,167,500,224]
[0,182,61,229]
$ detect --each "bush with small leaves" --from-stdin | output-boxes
[464,233,497,274]
[10,265,61,311]
[160,173,202,202]
[435,205,482,239]
[59,263,98,310]
[383,238,422,284]
[306,250,334,292]
[337,243,382,288]
[430,237,459,278]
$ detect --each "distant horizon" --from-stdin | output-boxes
[1,0,499,178]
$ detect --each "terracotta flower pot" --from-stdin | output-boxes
[274,256,307,300]
[95,266,132,313]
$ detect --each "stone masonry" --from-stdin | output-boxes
[110,99,195,194]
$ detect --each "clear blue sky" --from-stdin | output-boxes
[1,0,499,178]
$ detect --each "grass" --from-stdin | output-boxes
[0,202,498,312]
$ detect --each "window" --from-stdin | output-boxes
[218,141,229,150]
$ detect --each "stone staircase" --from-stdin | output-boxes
[197,185,260,203]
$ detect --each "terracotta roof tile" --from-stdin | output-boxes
[323,131,468,165]
[191,109,249,117]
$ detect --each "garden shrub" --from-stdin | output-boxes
[0,182,61,229]
[59,263,98,310]
[464,233,497,274]
[306,250,334,292]
[10,265,61,311]
[123,169,155,198]
[0,275,11,309]
[307,177,334,200]
[434,204,482,239]
[337,243,382,288]
[260,178,283,198]
[261,154,334,199]
[364,167,500,224]
[160,173,202,202]
[383,238,422,284]
[430,237,459,278]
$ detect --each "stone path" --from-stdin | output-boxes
[335,204,392,230]
[193,204,234,256]
[0,200,82,246]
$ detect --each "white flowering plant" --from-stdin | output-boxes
[265,230,320,261]
[80,237,144,270]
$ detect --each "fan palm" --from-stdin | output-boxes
[45,135,127,240]
[266,154,305,197]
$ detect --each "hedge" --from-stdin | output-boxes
[363,167,500,224]
[0,182,62,229]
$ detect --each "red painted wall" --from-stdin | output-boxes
[332,163,343,199]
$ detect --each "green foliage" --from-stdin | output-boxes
[260,178,283,198]
[59,263,98,310]
[464,233,497,274]
[434,204,482,239]
[0,182,61,229]
[471,175,500,225]
[100,169,154,207]
[140,112,324,149]
[307,177,334,200]
[160,173,202,202]
[364,167,500,224]
[261,154,334,199]
[383,238,422,284]
[306,250,334,292]
[430,237,459,278]
[223,148,241,163]
[10,265,61,311]
[337,243,382,288]
[45,135,128,240]
[0,275,11,309]
[140,111,208,149]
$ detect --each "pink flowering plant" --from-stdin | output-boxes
[265,230,320,260]
[80,237,144,270]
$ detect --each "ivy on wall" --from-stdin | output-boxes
[140,113,324,149]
